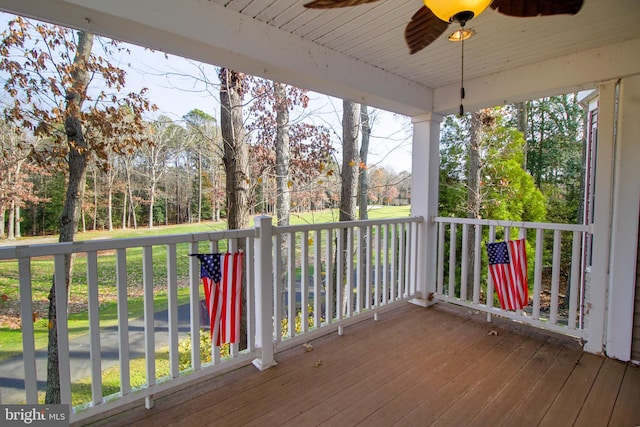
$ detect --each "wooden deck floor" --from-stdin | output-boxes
[87,303,640,427]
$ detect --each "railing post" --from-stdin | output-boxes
[410,113,442,307]
[253,215,277,371]
[584,80,616,356]
[602,76,640,361]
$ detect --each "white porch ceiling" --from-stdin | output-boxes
[0,0,638,116]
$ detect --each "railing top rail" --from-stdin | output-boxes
[433,216,590,233]
[275,216,423,234]
[0,216,424,260]
[0,228,257,260]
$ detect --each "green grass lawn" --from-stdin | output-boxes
[0,206,411,361]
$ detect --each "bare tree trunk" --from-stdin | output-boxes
[0,207,5,238]
[340,100,360,222]
[466,111,483,299]
[468,111,482,219]
[275,82,291,227]
[125,157,138,229]
[214,169,221,222]
[516,102,528,169]
[8,200,15,240]
[80,176,87,233]
[274,81,291,317]
[122,171,128,229]
[339,100,361,315]
[358,105,371,309]
[92,167,98,230]
[46,30,93,404]
[107,185,113,231]
[220,68,249,347]
[220,69,249,231]
[358,105,370,221]
[148,177,156,229]
[186,152,193,224]
[197,151,203,222]
[15,205,21,238]
[537,112,545,188]
[175,159,181,224]
[105,158,115,231]
[122,156,134,229]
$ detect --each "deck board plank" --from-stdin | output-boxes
[243,305,459,426]
[430,333,548,426]
[538,352,604,427]
[499,343,583,427]
[267,307,467,426]
[85,303,637,427]
[98,305,421,427]
[168,305,431,425]
[608,364,640,426]
[303,309,497,426]
[353,315,520,426]
[466,337,565,426]
[385,329,529,425]
[574,357,626,427]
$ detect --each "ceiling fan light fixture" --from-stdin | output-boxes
[424,0,492,24]
[448,28,475,42]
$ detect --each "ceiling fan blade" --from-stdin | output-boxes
[303,0,384,9]
[490,0,583,17]
[405,6,449,55]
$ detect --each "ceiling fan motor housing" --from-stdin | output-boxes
[304,0,585,55]
[452,10,474,25]
[424,0,492,24]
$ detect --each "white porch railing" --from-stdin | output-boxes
[433,217,591,339]
[0,215,422,423]
[270,217,422,352]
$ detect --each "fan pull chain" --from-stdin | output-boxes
[459,29,465,116]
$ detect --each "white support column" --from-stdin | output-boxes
[253,215,277,371]
[410,113,443,307]
[585,80,617,355]
[605,75,640,361]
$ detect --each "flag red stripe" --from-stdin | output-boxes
[199,252,243,346]
[217,252,243,346]
[511,239,528,307]
[219,254,228,346]
[232,253,240,343]
[224,253,233,345]
[213,277,222,342]
[203,277,211,306]
[488,239,529,311]
[507,239,527,309]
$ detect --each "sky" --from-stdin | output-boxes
[114,43,413,173]
[0,11,412,173]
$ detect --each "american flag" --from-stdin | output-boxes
[486,239,528,310]
[195,252,244,345]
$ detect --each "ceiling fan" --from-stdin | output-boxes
[303,0,584,55]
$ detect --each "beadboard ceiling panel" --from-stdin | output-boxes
[207,0,639,88]
[0,0,638,114]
